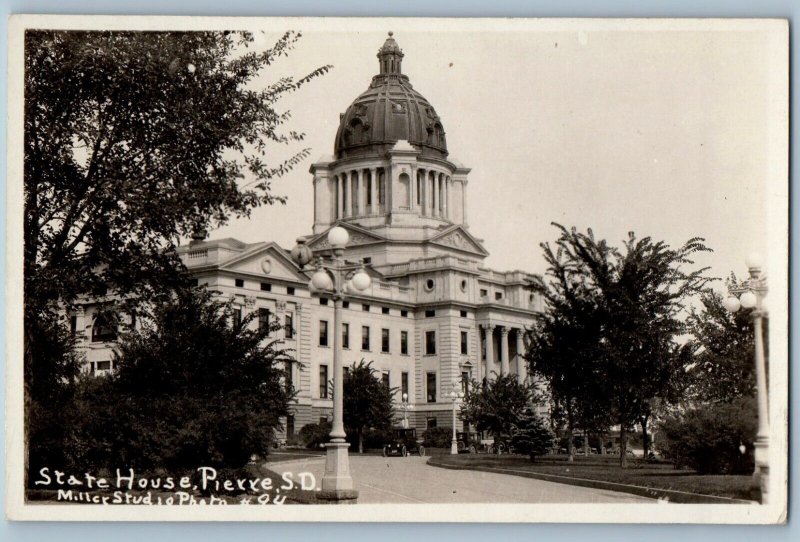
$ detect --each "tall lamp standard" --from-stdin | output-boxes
[449,382,464,455]
[723,253,769,504]
[399,393,414,429]
[291,227,372,503]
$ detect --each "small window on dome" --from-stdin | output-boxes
[425,278,435,292]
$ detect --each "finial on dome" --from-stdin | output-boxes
[388,31,393,37]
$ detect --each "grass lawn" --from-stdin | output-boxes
[433,453,757,502]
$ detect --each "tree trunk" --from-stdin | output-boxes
[583,432,589,456]
[358,428,364,454]
[566,408,575,463]
[641,415,649,460]
[619,425,628,468]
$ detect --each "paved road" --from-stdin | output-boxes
[269,455,653,504]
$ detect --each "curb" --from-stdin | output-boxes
[427,457,756,505]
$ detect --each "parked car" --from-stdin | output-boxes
[383,428,426,457]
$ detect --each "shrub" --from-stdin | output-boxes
[422,426,453,448]
[655,396,756,474]
[298,421,332,450]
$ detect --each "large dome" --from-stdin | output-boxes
[334,33,448,160]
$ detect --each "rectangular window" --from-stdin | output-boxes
[382,307,390,315]
[319,365,329,398]
[460,310,468,318]
[362,304,370,312]
[461,331,468,355]
[462,371,470,394]
[495,291,503,300]
[343,301,350,309]
[258,308,271,333]
[260,282,271,292]
[361,326,370,351]
[401,372,409,398]
[363,257,372,265]
[425,330,436,355]
[382,371,390,388]
[285,313,294,339]
[426,372,437,403]
[425,309,436,318]
[233,308,242,327]
[426,417,438,429]
[342,323,350,349]
[480,288,488,297]
[401,310,408,318]
[287,286,295,295]
[400,330,409,355]
[285,361,293,392]
[319,320,329,346]
[320,298,329,306]
[381,328,390,353]
[235,279,244,288]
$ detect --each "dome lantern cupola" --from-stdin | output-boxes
[377,31,404,75]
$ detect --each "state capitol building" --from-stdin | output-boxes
[77,33,544,438]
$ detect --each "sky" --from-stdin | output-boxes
[210,21,786,289]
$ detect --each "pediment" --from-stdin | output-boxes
[219,243,308,282]
[307,223,386,251]
[428,226,488,256]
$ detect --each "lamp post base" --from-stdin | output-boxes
[754,437,769,504]
[450,438,458,455]
[319,441,358,503]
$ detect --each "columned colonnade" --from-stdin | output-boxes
[479,324,526,383]
[332,165,454,219]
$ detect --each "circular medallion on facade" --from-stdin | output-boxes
[460,279,468,292]
[425,278,435,291]
[261,258,273,274]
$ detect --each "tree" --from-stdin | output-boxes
[460,374,532,441]
[685,291,756,403]
[528,224,712,467]
[24,29,328,477]
[342,361,395,454]
[525,256,612,461]
[32,287,296,476]
[510,408,553,461]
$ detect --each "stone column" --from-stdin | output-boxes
[359,169,368,216]
[499,326,509,376]
[516,329,526,384]
[370,168,377,215]
[484,324,495,380]
[410,166,417,211]
[447,176,453,219]
[433,173,440,218]
[344,172,352,217]
[336,174,344,219]
[442,176,448,219]
[419,169,427,216]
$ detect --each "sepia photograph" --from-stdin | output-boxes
[4,15,788,523]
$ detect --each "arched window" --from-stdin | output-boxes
[91,312,118,343]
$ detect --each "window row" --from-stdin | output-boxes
[318,366,411,399]
[319,322,455,356]
[233,278,296,296]
[232,307,294,339]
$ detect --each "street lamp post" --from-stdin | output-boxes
[291,227,371,503]
[449,382,464,455]
[399,393,414,429]
[723,252,769,504]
